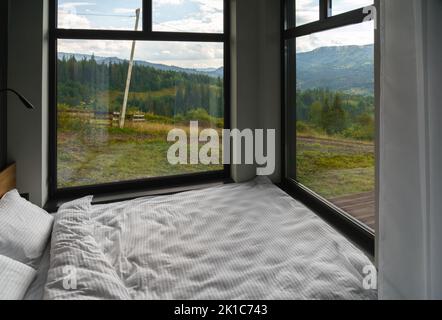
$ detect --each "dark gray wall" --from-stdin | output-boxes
[231,0,281,182]
[0,0,8,170]
[8,0,49,206]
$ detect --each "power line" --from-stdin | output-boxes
[75,12,137,18]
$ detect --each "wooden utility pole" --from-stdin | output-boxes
[120,8,141,129]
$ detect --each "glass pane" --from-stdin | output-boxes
[332,0,373,15]
[292,0,320,28]
[294,21,375,230]
[58,0,143,30]
[152,0,223,33]
[57,40,224,188]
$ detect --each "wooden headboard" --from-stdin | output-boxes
[0,163,16,197]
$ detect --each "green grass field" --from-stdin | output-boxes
[57,111,223,188]
[58,110,375,200]
[296,134,375,199]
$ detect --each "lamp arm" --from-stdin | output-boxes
[0,88,35,110]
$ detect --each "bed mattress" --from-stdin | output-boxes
[44,177,377,300]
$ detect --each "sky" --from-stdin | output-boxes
[58,0,223,32]
[58,0,224,68]
[58,0,374,67]
[296,20,374,53]
[295,0,374,53]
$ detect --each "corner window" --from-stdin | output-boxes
[284,0,377,232]
[50,0,229,196]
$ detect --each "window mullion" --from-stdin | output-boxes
[320,0,332,21]
[143,0,152,33]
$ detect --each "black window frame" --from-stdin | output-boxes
[281,0,379,255]
[48,0,231,200]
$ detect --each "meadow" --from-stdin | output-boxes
[296,133,375,199]
[58,106,375,200]
[57,109,224,188]
[295,89,375,201]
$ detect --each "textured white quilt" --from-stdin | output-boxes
[44,178,377,300]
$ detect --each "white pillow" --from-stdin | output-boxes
[0,254,37,300]
[0,189,54,268]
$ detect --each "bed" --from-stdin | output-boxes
[0,164,53,300]
[38,177,377,300]
[0,164,376,300]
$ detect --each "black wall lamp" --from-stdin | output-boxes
[0,88,35,109]
[0,88,35,170]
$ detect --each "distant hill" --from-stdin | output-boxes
[296,44,374,96]
[60,44,373,95]
[58,52,224,79]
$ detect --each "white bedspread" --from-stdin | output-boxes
[44,177,377,300]
[0,254,37,300]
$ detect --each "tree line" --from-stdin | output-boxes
[296,88,375,141]
[57,56,224,118]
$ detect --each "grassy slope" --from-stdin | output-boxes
[58,117,223,188]
[296,134,375,199]
[58,112,375,197]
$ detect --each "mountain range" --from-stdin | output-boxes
[296,44,374,95]
[58,52,224,79]
[59,44,374,95]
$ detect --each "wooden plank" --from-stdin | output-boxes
[330,191,376,230]
[332,195,374,206]
[337,202,374,212]
[0,163,16,197]
[330,192,374,203]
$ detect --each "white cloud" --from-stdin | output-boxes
[57,1,225,67]
[153,15,223,33]
[58,2,95,28]
[153,0,223,33]
[113,8,140,14]
[294,0,372,27]
[153,0,185,7]
[296,20,374,53]
[295,0,319,26]
[59,40,224,69]
[58,1,95,10]
[332,0,372,15]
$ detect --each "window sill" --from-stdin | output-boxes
[44,178,233,213]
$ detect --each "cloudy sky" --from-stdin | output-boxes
[295,0,372,26]
[295,0,374,52]
[58,0,223,32]
[58,0,374,67]
[296,20,374,53]
[58,0,224,68]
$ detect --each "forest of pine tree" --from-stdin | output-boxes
[57,56,374,140]
[296,88,375,141]
[57,56,224,118]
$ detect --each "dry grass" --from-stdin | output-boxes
[57,111,224,188]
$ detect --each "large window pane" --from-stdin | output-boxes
[152,0,223,33]
[57,40,224,188]
[331,0,373,16]
[58,0,143,30]
[294,21,375,229]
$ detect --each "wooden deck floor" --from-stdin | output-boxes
[329,192,375,230]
